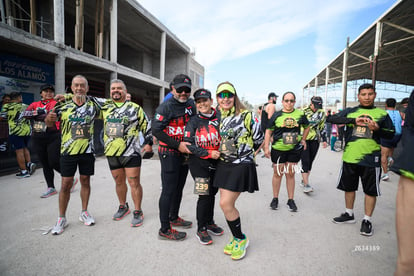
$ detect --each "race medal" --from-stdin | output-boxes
[282,132,298,144]
[71,124,91,139]
[106,122,124,138]
[194,177,210,195]
[352,126,372,138]
[33,121,47,132]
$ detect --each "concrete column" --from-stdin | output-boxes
[341,37,349,109]
[110,71,117,81]
[159,31,166,103]
[55,54,65,92]
[110,0,117,63]
[325,67,329,111]
[53,0,64,44]
[314,77,318,96]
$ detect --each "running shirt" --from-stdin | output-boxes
[24,99,60,135]
[184,108,220,159]
[268,109,309,151]
[302,105,326,142]
[386,109,402,134]
[54,99,101,155]
[327,105,394,167]
[1,102,31,136]
[152,97,196,155]
[100,100,152,156]
[219,107,263,164]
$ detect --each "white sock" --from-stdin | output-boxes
[363,215,371,221]
[21,170,28,174]
[345,209,353,216]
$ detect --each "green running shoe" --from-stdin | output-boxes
[231,236,249,260]
[223,237,235,255]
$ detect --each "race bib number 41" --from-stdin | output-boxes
[71,124,91,139]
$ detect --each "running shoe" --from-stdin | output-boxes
[27,162,36,175]
[360,219,373,236]
[231,236,249,260]
[224,237,235,255]
[158,228,186,241]
[79,210,95,226]
[270,198,278,210]
[303,184,314,193]
[112,203,130,221]
[170,217,192,228]
[16,171,30,178]
[196,228,213,245]
[332,212,356,224]
[381,174,389,181]
[206,223,224,236]
[286,199,298,212]
[41,187,57,198]
[51,217,67,235]
[71,177,78,193]
[387,157,394,167]
[131,210,144,227]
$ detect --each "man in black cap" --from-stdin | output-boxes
[152,74,196,241]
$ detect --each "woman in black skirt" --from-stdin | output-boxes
[213,82,264,260]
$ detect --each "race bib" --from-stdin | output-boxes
[194,177,210,195]
[33,121,47,133]
[71,124,91,139]
[106,122,124,138]
[282,132,298,144]
[352,126,372,138]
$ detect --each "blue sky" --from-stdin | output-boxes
[137,0,398,106]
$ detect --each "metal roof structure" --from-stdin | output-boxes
[304,0,414,104]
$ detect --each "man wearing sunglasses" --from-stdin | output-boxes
[152,74,196,241]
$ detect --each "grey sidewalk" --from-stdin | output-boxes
[0,147,398,275]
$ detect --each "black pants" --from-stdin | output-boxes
[32,132,61,188]
[301,140,320,173]
[159,153,188,231]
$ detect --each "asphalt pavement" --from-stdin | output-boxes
[0,146,399,275]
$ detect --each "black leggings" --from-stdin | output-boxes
[301,140,320,173]
[32,132,61,188]
[159,153,188,232]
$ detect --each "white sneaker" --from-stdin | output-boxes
[303,184,314,193]
[51,217,68,235]
[381,174,389,181]
[79,210,95,226]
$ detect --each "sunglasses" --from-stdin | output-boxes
[217,92,234,99]
[176,87,191,94]
[284,99,295,103]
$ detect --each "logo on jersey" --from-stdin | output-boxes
[185,106,193,116]
[282,117,298,128]
[155,113,164,121]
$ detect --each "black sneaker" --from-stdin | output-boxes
[112,203,130,220]
[196,228,213,245]
[159,228,186,241]
[332,212,356,224]
[27,162,36,175]
[16,171,30,178]
[270,198,278,210]
[286,199,297,212]
[206,223,224,236]
[170,217,192,228]
[360,219,373,236]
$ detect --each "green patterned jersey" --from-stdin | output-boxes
[101,100,152,156]
[55,99,101,155]
[1,102,31,136]
[327,105,394,167]
[302,105,326,141]
[268,109,309,151]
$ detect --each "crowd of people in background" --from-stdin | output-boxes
[1,78,413,272]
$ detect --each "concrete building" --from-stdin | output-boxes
[0,0,204,173]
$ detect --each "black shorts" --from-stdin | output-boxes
[107,156,142,170]
[380,134,401,148]
[271,146,302,164]
[337,162,381,196]
[9,135,30,150]
[60,153,95,177]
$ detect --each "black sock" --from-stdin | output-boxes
[226,217,244,239]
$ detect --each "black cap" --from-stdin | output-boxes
[268,92,278,99]
[171,74,192,89]
[194,89,212,100]
[311,96,323,109]
[40,84,55,93]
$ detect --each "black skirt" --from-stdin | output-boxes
[213,161,259,193]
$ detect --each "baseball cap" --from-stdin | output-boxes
[194,89,212,100]
[216,82,236,94]
[171,74,192,89]
[40,84,55,93]
[268,92,278,99]
[311,96,323,109]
